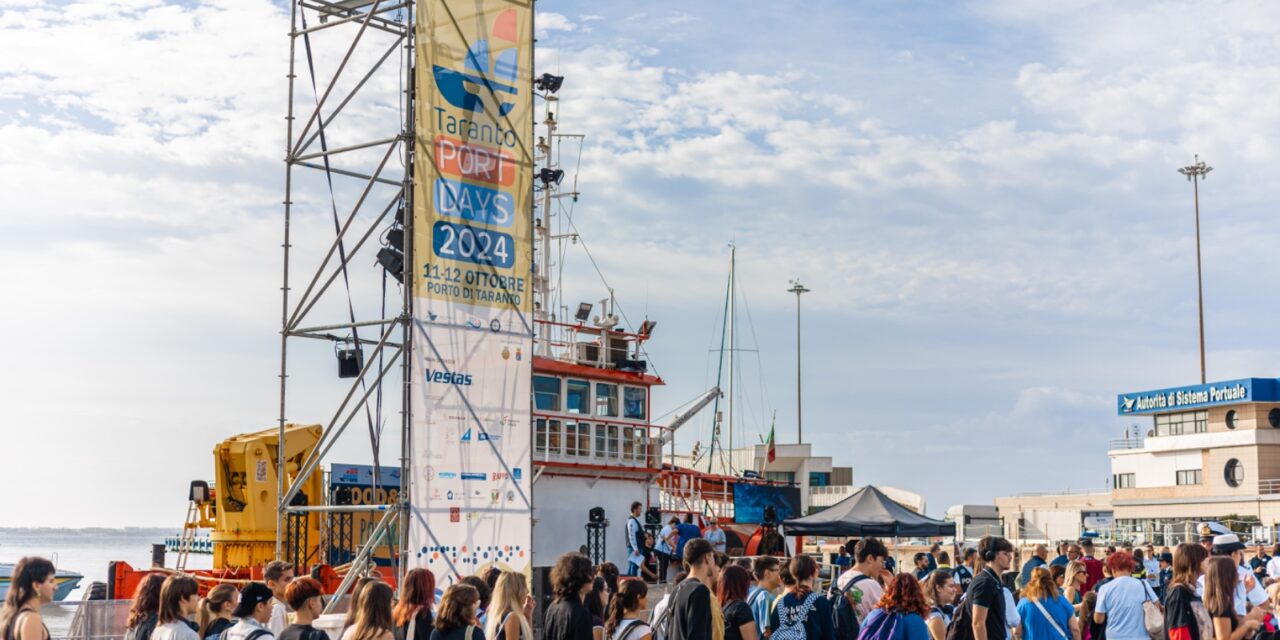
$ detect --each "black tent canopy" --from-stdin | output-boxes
[782,485,953,537]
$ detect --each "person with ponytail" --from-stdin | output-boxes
[605,579,651,640]
[766,554,834,640]
[198,585,240,640]
[0,557,56,640]
[125,573,169,640]
[484,571,534,640]
[393,569,437,640]
[1015,567,1077,640]
[153,575,201,640]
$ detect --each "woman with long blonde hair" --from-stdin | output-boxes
[1062,561,1087,606]
[1016,567,1078,640]
[484,572,533,640]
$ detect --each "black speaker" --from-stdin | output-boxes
[336,346,363,378]
[645,507,661,526]
[763,506,778,526]
[589,507,606,525]
[532,566,553,629]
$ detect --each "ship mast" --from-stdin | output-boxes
[534,97,556,355]
[726,244,736,473]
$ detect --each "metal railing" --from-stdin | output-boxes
[1108,438,1145,450]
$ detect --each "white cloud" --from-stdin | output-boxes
[537,11,575,34]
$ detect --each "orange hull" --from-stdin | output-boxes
[106,562,398,599]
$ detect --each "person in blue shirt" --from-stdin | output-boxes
[1049,542,1070,568]
[1018,545,1049,588]
[914,554,932,581]
[834,548,852,570]
[1016,566,1076,640]
[675,514,702,564]
[746,556,782,638]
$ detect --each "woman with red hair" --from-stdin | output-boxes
[858,574,931,640]
[394,568,437,640]
[1092,552,1158,640]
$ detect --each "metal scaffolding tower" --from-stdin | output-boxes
[276,0,415,604]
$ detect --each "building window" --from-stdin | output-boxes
[1155,411,1207,436]
[1176,469,1202,485]
[566,380,591,414]
[595,383,618,417]
[765,471,795,484]
[1225,459,1244,487]
[809,472,831,487]
[1226,410,1237,429]
[1114,473,1136,489]
[534,376,561,412]
[624,387,647,420]
[565,422,590,457]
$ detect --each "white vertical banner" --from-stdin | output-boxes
[408,0,533,582]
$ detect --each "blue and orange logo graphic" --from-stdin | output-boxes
[433,8,520,116]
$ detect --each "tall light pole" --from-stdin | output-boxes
[1178,156,1213,384]
[787,279,810,444]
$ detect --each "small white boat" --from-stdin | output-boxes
[0,563,84,602]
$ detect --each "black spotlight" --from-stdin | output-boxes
[539,168,565,185]
[574,302,593,322]
[387,227,404,252]
[763,506,778,526]
[588,506,606,525]
[535,73,564,93]
[376,248,404,284]
[336,342,363,378]
[639,319,657,337]
[645,507,661,526]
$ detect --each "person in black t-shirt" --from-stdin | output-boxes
[544,553,595,640]
[969,536,1013,640]
[953,549,976,594]
[671,539,722,640]
[431,585,485,640]
[279,577,326,640]
[716,566,756,640]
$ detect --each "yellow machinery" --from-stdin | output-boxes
[206,424,324,569]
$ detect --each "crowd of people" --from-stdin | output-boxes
[7,529,1280,640]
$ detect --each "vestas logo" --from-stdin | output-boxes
[433,8,520,116]
[425,369,473,385]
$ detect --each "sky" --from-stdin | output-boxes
[5,0,1280,527]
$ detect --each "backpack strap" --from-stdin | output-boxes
[246,629,274,640]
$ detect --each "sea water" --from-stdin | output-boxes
[0,528,214,637]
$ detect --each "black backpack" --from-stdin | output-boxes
[944,592,976,640]
[828,573,871,640]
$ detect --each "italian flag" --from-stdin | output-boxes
[766,422,776,463]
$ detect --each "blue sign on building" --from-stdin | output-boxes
[330,463,402,488]
[1117,378,1280,415]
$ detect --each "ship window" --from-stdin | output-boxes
[536,419,562,456]
[534,376,561,412]
[596,383,618,417]
[622,426,636,460]
[1225,459,1244,487]
[633,429,648,463]
[595,424,608,459]
[535,419,547,455]
[567,380,591,414]
[607,425,620,458]
[624,387,647,420]
[565,422,589,457]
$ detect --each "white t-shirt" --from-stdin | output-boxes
[1266,556,1280,580]
[836,569,884,620]
[269,600,288,637]
[151,622,200,640]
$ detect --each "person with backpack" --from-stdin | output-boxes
[606,579,652,640]
[857,574,931,640]
[767,555,833,640]
[393,569,436,640]
[124,574,168,640]
[483,571,534,640]
[278,578,327,640]
[718,566,757,640]
[224,583,277,640]
[964,536,1015,640]
[197,585,239,640]
[830,538,887,640]
[650,572,687,640]
[431,584,485,640]
[670,539,721,640]
[1091,552,1158,640]
[747,557,781,638]
[1014,568,1076,640]
[921,570,956,640]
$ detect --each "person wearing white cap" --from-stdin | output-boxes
[1195,533,1269,616]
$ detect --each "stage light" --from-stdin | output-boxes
[336,342,363,378]
[539,168,565,185]
[535,73,564,93]
[387,228,404,252]
[639,319,657,337]
[575,302,593,322]
[588,506,606,525]
[377,247,404,284]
